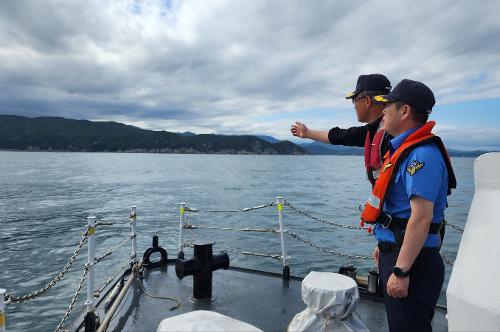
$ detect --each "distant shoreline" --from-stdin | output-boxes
[0,148,487,158]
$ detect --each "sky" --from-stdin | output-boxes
[1,0,500,150]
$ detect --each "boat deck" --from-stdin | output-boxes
[74,263,447,331]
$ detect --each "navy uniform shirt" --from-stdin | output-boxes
[328,117,392,157]
[373,126,449,248]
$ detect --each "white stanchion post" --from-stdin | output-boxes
[85,216,96,314]
[277,196,290,280]
[178,203,186,259]
[130,206,137,262]
[0,288,6,331]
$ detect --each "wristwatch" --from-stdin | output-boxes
[392,266,410,278]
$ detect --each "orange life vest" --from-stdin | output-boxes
[361,121,457,224]
[364,122,385,187]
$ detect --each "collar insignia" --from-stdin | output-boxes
[383,162,393,172]
[407,160,425,176]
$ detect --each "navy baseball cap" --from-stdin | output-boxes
[346,74,392,99]
[374,79,435,114]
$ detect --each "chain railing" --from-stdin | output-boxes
[55,264,89,332]
[283,201,369,231]
[286,230,372,261]
[183,224,279,234]
[94,256,134,298]
[96,218,130,227]
[182,242,283,261]
[4,228,89,305]
[184,201,275,213]
[444,220,464,233]
[93,235,135,264]
[442,256,455,266]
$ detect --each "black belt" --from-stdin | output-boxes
[376,214,443,234]
[377,242,440,252]
[376,214,444,248]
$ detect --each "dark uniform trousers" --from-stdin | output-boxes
[379,245,445,332]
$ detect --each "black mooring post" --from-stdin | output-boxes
[283,266,290,281]
[84,311,97,332]
[178,251,184,260]
[175,243,229,301]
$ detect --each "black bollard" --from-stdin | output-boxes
[175,243,229,301]
[142,235,168,267]
[84,311,97,332]
[339,264,357,281]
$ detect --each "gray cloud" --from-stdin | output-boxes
[0,0,499,148]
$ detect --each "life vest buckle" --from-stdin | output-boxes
[379,214,392,229]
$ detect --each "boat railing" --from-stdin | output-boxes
[1,207,138,331]
[0,199,463,331]
[179,197,462,275]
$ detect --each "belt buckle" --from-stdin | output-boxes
[381,214,392,228]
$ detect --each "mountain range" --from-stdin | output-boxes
[0,114,493,157]
[0,115,306,155]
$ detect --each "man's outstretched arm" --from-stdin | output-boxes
[290,121,330,143]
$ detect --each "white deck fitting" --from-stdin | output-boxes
[157,310,262,332]
[288,271,368,331]
[447,153,500,331]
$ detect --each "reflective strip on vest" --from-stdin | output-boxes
[367,193,380,208]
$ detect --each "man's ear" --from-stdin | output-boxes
[401,105,412,120]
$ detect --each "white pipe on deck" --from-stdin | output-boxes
[179,202,186,257]
[130,206,137,262]
[277,196,288,267]
[85,216,96,313]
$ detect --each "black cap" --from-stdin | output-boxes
[346,74,392,99]
[374,79,435,114]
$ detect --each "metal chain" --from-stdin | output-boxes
[444,221,464,233]
[96,220,127,227]
[5,229,89,304]
[184,201,275,213]
[284,201,368,231]
[442,255,455,266]
[182,242,282,260]
[55,264,89,332]
[223,249,283,260]
[94,235,134,264]
[286,230,372,260]
[94,255,134,298]
[242,201,275,212]
[183,224,279,234]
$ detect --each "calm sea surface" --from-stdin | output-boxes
[0,152,474,331]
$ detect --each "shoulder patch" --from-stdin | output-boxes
[407,160,425,176]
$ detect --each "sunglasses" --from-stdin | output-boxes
[352,95,368,104]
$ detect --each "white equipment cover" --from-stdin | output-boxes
[157,310,262,332]
[288,271,369,332]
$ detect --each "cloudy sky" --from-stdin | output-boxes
[1,0,499,150]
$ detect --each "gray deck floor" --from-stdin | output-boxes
[94,265,447,332]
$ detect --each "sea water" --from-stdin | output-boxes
[0,151,473,331]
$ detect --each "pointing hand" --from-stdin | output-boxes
[290,121,308,138]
